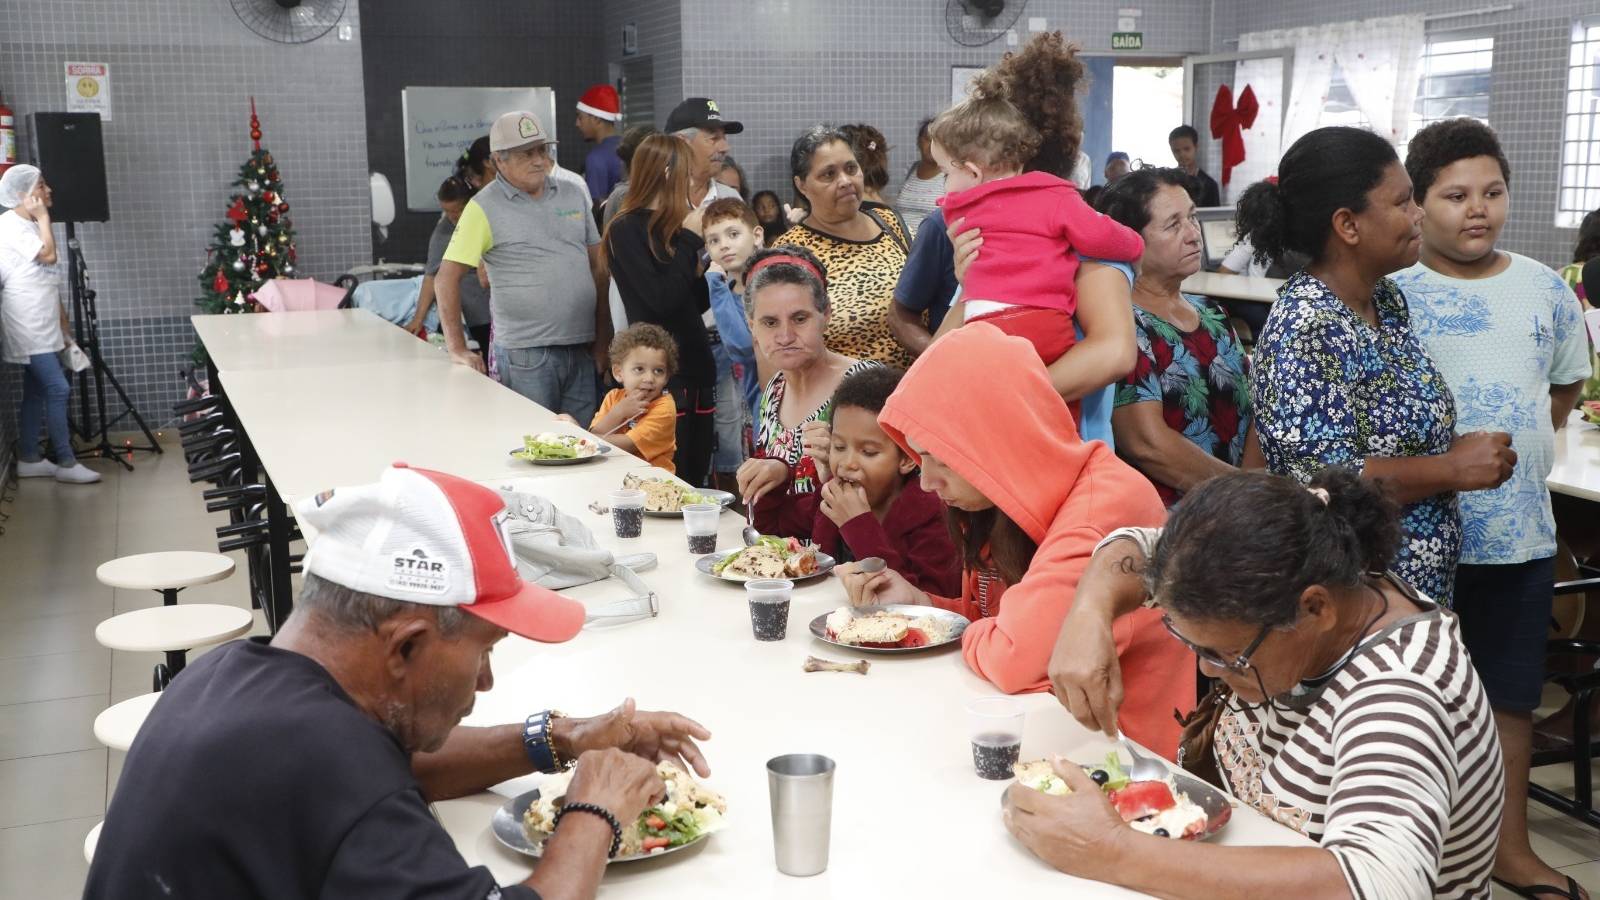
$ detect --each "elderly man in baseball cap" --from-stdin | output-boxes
[86,463,710,900]
[664,97,744,210]
[437,111,612,430]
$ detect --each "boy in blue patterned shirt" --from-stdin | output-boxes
[1392,118,1591,900]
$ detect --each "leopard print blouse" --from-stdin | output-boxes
[776,205,912,368]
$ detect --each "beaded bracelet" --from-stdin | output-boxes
[553,802,624,859]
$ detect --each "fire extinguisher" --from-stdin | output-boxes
[0,94,16,176]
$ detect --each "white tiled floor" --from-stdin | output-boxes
[0,448,1595,898]
[0,447,267,899]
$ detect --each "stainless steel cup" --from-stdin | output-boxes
[766,753,836,876]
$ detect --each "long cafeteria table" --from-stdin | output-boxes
[428,468,1315,898]
[192,308,450,371]
[1179,271,1284,304]
[187,311,1328,896]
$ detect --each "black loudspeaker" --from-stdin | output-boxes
[28,112,109,223]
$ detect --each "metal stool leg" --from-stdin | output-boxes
[158,587,182,606]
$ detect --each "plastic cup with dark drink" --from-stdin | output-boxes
[966,696,1025,780]
[682,503,720,555]
[745,579,793,641]
[609,489,645,539]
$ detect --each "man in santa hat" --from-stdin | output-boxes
[576,84,624,210]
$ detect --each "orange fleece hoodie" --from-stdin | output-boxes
[879,324,1195,759]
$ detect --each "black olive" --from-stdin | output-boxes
[1153,828,1170,837]
[1089,769,1109,786]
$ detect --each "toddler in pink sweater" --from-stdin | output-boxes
[929,91,1144,367]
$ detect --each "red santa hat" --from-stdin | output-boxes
[576,85,620,122]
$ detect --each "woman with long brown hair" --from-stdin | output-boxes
[604,134,717,484]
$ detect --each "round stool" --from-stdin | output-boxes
[95,604,253,691]
[84,821,102,864]
[96,552,235,606]
[93,692,161,752]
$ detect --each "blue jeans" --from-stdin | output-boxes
[493,342,598,425]
[19,351,75,465]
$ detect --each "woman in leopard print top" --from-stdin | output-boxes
[781,125,911,368]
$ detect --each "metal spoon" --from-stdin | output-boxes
[1117,730,1169,783]
[741,498,761,547]
[845,557,888,618]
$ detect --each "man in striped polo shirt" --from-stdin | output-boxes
[438,110,611,424]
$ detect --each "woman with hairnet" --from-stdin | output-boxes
[0,165,100,483]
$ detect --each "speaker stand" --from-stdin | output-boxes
[65,223,162,471]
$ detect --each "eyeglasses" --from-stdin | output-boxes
[1161,615,1273,671]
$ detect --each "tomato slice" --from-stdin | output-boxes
[641,836,671,852]
[897,628,929,648]
[1108,780,1176,821]
[644,815,666,831]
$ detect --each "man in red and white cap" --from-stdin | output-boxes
[575,84,623,207]
[85,463,712,900]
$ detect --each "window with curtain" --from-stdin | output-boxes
[1559,19,1600,228]
[1408,37,1493,139]
[1319,37,1493,145]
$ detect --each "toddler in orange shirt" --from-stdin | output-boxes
[590,323,680,472]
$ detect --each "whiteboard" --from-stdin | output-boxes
[400,86,559,211]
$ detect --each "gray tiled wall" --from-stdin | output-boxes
[359,0,607,263]
[0,0,371,451]
[1216,0,1597,269]
[603,0,685,130]
[675,0,1211,203]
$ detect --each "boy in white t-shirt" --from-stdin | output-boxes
[1391,118,1590,900]
[0,165,99,484]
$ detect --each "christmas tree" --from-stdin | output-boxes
[195,98,297,317]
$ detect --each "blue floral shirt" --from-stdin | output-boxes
[1393,253,1592,565]
[1253,271,1461,602]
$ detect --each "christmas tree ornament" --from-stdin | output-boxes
[226,198,247,224]
[258,225,268,236]
[247,181,260,193]
[234,291,246,306]
[249,97,263,147]
[262,191,275,204]
[256,260,271,277]
[232,258,245,271]
[228,227,245,247]
[277,233,288,243]
[283,264,294,274]
[212,268,229,293]
[278,202,289,214]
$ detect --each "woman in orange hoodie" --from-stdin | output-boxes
[844,323,1195,759]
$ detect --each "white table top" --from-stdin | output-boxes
[192,308,450,371]
[431,480,1314,898]
[95,551,235,591]
[1549,412,1600,502]
[1181,272,1284,304]
[93,604,254,653]
[217,361,641,507]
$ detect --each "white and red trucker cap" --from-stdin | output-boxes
[295,463,585,643]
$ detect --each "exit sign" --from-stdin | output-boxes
[1112,31,1143,50]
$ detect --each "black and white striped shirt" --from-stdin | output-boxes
[1216,595,1503,899]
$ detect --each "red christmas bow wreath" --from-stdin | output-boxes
[1209,84,1259,188]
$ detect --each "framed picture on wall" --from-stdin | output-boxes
[951,65,985,104]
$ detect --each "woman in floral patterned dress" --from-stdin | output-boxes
[1097,168,1260,505]
[1236,126,1516,603]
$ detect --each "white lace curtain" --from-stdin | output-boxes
[1239,14,1425,148]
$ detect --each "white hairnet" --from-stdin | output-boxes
[0,165,43,209]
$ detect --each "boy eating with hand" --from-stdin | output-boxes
[754,367,960,595]
[589,323,681,472]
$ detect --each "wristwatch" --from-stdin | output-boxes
[523,710,571,773]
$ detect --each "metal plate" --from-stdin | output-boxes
[641,487,736,518]
[695,548,836,583]
[507,444,612,466]
[999,768,1233,841]
[491,788,712,863]
[808,604,970,654]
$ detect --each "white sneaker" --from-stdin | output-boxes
[16,459,57,478]
[53,463,102,484]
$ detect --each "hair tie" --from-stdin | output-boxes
[867,140,877,151]
[1307,487,1330,505]
[748,253,825,288]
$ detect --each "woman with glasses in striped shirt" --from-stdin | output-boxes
[1026,467,1504,900]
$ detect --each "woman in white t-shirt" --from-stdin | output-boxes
[0,166,99,483]
[894,118,944,240]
